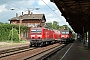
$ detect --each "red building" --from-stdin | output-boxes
[9,11,46,40]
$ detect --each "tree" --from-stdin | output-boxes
[8,28,19,43]
[59,25,73,32]
[0,22,29,42]
[46,22,52,28]
[52,21,59,30]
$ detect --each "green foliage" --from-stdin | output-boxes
[45,21,73,32]
[46,21,59,30]
[0,22,4,25]
[59,26,65,29]
[46,22,52,28]
[0,23,29,42]
[8,28,19,43]
[0,23,12,41]
[52,21,59,30]
[61,25,73,32]
[20,25,29,32]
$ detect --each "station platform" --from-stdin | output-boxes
[62,40,90,60]
[49,40,90,60]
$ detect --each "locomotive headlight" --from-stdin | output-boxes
[37,35,42,38]
[31,35,35,39]
[31,35,35,37]
[61,35,64,37]
[32,37,34,39]
[38,37,40,39]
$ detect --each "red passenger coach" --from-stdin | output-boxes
[53,30,60,41]
[29,27,58,47]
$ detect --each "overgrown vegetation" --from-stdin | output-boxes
[46,21,73,32]
[0,22,29,43]
[8,28,19,43]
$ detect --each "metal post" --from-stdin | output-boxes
[19,15,22,41]
[88,31,90,49]
[19,24,20,41]
[10,8,15,43]
[11,25,13,44]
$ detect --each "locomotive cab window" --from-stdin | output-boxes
[62,32,65,34]
[31,29,42,33]
[62,30,69,34]
[66,32,69,34]
[37,29,42,33]
[31,29,37,33]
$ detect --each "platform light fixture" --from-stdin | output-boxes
[10,8,15,44]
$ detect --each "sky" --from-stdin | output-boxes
[0,0,71,27]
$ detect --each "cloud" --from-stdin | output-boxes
[46,17,66,26]
[0,5,7,12]
[0,0,21,5]
[0,0,69,27]
[0,0,35,11]
[38,0,50,5]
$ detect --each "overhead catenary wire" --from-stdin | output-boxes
[0,0,72,28]
[0,0,35,12]
[42,0,67,25]
[0,0,66,25]
[42,0,74,31]
[0,0,40,14]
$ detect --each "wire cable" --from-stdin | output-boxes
[42,0,67,25]
[42,0,74,31]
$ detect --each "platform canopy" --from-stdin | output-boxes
[51,0,90,34]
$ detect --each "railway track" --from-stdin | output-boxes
[0,45,36,58]
[24,43,65,60]
[0,43,65,60]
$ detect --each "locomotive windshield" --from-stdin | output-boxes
[62,30,69,34]
[31,29,42,33]
[62,32,65,34]
[37,29,42,33]
[31,29,37,33]
[65,32,69,34]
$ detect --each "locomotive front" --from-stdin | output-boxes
[30,27,43,46]
[30,28,42,40]
[60,30,71,43]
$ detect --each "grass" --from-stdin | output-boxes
[0,40,28,47]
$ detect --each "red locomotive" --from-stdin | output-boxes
[60,29,72,43]
[29,27,60,47]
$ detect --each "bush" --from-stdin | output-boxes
[8,28,19,43]
[0,23,29,42]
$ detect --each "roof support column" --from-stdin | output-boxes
[87,19,90,49]
[83,32,88,49]
[88,31,90,49]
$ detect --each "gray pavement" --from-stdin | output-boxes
[47,40,90,60]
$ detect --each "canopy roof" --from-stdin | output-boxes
[51,0,90,34]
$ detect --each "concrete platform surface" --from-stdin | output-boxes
[49,40,90,60]
[62,40,90,60]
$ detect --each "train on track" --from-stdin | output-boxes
[60,29,74,43]
[29,27,75,47]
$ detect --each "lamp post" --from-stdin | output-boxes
[27,8,40,11]
[19,22,20,41]
[17,8,39,41]
[19,15,23,41]
[10,8,15,44]
[11,25,13,43]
